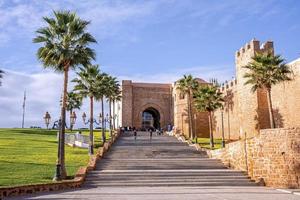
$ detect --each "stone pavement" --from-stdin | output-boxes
[8,131,300,200]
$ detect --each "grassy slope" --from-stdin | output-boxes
[194,137,223,149]
[0,128,110,187]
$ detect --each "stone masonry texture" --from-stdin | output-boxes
[209,128,300,188]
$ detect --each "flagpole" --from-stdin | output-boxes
[22,90,26,128]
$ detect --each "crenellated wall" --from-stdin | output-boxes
[214,39,275,139]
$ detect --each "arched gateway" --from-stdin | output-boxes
[142,107,160,129]
[121,80,173,130]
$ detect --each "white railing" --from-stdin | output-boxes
[57,132,89,148]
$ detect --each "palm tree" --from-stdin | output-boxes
[33,10,96,179]
[194,85,223,148]
[111,85,122,130]
[0,69,4,86]
[66,92,82,131]
[243,52,292,128]
[95,72,109,143]
[72,65,101,155]
[105,76,120,138]
[177,75,199,139]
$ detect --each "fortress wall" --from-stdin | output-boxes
[214,80,241,140]
[121,80,133,127]
[209,128,300,188]
[270,59,300,128]
[214,40,273,139]
[173,82,210,138]
[132,83,173,129]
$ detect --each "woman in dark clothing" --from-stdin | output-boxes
[134,130,137,141]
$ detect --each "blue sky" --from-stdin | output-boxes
[0,0,300,128]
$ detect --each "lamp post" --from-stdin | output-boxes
[82,112,103,155]
[82,112,101,126]
[70,111,77,131]
[44,111,76,181]
[221,107,225,148]
[44,111,51,129]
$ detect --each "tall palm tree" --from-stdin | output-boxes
[243,52,292,128]
[95,72,109,143]
[194,85,223,148]
[72,65,101,155]
[65,92,82,131]
[33,10,96,179]
[177,75,199,139]
[111,85,122,130]
[0,69,4,86]
[105,76,120,138]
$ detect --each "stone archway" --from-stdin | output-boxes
[135,103,165,130]
[142,107,161,130]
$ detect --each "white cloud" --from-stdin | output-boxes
[118,65,234,84]
[0,65,234,127]
[0,0,159,46]
[0,69,111,128]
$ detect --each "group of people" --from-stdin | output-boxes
[130,127,164,141]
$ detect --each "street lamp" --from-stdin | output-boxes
[98,113,102,123]
[44,111,51,129]
[82,112,87,124]
[70,111,77,131]
[82,112,101,125]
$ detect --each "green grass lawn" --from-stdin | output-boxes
[0,128,110,187]
[192,137,224,150]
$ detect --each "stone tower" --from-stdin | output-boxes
[235,39,274,137]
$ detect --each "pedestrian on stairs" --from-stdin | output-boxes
[134,130,137,141]
[149,129,153,141]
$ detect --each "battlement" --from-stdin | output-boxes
[235,39,274,59]
[219,78,237,93]
[122,80,132,86]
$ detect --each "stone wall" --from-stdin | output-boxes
[173,79,210,138]
[271,58,300,128]
[208,128,300,188]
[213,39,275,140]
[121,80,173,129]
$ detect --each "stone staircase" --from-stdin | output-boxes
[84,131,256,188]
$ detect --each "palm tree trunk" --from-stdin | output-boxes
[208,111,214,148]
[59,66,69,179]
[69,109,73,131]
[112,100,115,130]
[89,96,94,155]
[109,99,112,138]
[267,88,275,128]
[187,93,193,139]
[101,97,106,143]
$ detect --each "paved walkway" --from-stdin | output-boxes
[9,131,300,200]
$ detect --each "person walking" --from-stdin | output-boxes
[149,129,153,141]
[134,130,137,141]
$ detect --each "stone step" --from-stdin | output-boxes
[86,178,253,183]
[84,181,257,187]
[86,176,251,181]
[88,169,246,174]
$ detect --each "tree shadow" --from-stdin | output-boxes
[223,89,234,140]
[273,108,284,128]
[224,89,234,112]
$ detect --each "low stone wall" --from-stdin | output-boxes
[207,128,300,188]
[0,130,120,199]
